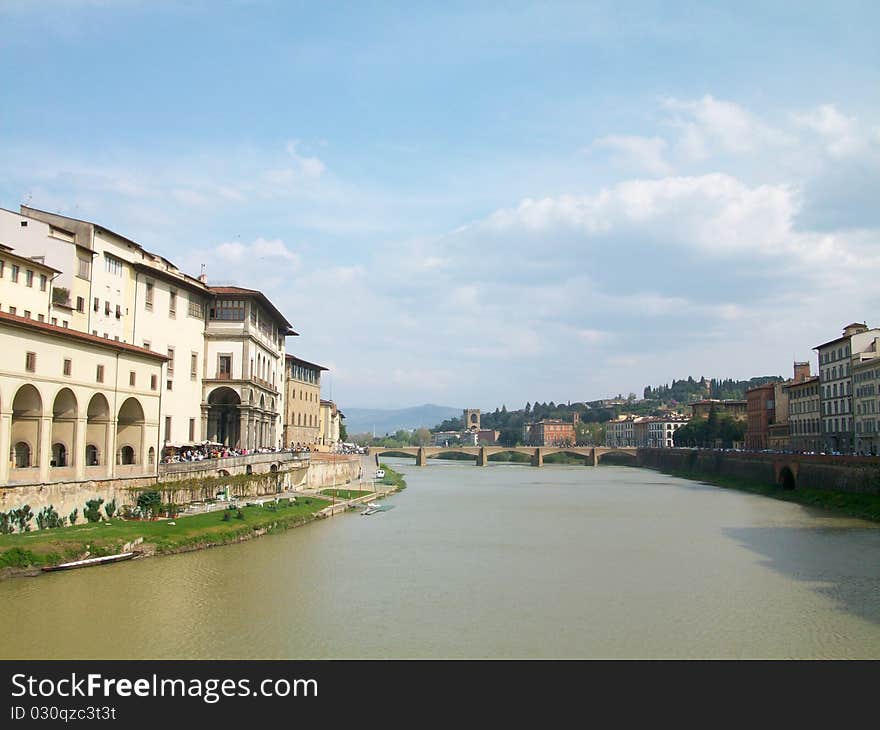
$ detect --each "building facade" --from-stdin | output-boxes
[319,400,344,449]
[525,419,575,446]
[853,348,880,456]
[283,355,326,447]
[814,323,880,454]
[0,312,166,485]
[784,376,821,453]
[646,417,688,448]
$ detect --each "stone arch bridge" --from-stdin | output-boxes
[368,445,637,467]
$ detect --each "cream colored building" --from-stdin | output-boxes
[0,243,59,324]
[202,287,293,451]
[853,344,880,455]
[283,355,326,447]
[319,399,344,449]
[0,311,165,486]
[6,207,294,454]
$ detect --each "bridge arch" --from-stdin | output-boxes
[596,449,637,464]
[778,465,797,490]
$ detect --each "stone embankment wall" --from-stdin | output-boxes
[0,454,363,525]
[638,448,880,494]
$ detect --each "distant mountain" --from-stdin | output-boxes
[342,404,462,436]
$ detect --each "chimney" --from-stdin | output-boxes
[793,361,811,383]
[198,273,208,284]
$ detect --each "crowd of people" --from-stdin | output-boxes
[161,443,313,464]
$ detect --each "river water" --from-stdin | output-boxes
[1,458,879,658]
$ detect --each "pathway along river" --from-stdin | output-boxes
[2,459,879,658]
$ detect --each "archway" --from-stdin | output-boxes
[779,466,796,490]
[13,442,31,468]
[86,393,111,468]
[119,445,136,465]
[117,397,145,466]
[12,384,42,470]
[207,387,241,447]
[51,388,77,468]
[597,451,637,465]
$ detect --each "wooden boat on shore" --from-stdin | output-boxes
[41,551,138,572]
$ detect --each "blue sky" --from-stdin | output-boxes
[2,1,879,411]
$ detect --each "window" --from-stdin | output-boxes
[77,257,91,279]
[92,329,97,335]
[63,321,69,329]
[105,301,110,315]
[218,354,232,378]
[209,299,245,321]
[143,341,151,350]
[0,260,4,277]
[97,364,104,383]
[104,255,123,277]
[191,352,198,379]
[150,374,157,391]
[25,352,36,372]
[189,419,196,442]
[115,304,121,319]
[145,281,154,309]
[23,310,31,319]
[164,417,171,443]
[188,297,204,319]
[129,371,136,387]
[93,297,99,312]
[8,306,16,315]
[38,314,44,322]
[169,290,177,318]
[26,269,33,287]
[11,265,19,282]
[39,274,47,291]
[167,347,175,375]
[63,359,71,376]
[76,296,85,313]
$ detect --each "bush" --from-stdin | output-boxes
[68,508,78,526]
[222,510,231,522]
[136,491,162,520]
[0,512,12,535]
[235,509,244,520]
[162,503,180,518]
[36,505,65,530]
[10,505,34,533]
[104,499,117,519]
[83,498,104,523]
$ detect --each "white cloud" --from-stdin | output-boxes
[793,104,865,158]
[215,237,300,267]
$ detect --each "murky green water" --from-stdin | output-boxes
[2,459,879,658]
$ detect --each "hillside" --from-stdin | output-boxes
[343,404,462,436]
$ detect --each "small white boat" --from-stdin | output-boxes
[361,506,379,516]
[375,469,385,479]
[41,551,138,572]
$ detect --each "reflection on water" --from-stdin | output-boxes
[1,459,878,659]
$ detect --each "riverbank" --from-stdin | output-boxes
[656,467,880,523]
[378,463,407,489]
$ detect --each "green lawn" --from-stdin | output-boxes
[379,463,407,489]
[320,488,373,499]
[0,497,331,569]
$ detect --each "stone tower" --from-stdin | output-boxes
[463,409,481,432]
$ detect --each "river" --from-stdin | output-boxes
[1,458,879,658]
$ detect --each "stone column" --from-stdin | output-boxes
[140,424,149,476]
[0,413,11,485]
[477,447,488,466]
[105,420,116,478]
[416,447,426,467]
[591,448,598,467]
[532,448,543,468]
[74,417,87,480]
[38,416,52,482]
[200,406,208,443]
[238,409,249,451]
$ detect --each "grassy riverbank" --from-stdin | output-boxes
[0,496,331,574]
[664,469,880,523]
[379,463,407,489]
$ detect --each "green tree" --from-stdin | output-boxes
[412,427,432,446]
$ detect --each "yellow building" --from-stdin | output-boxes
[283,355,327,447]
